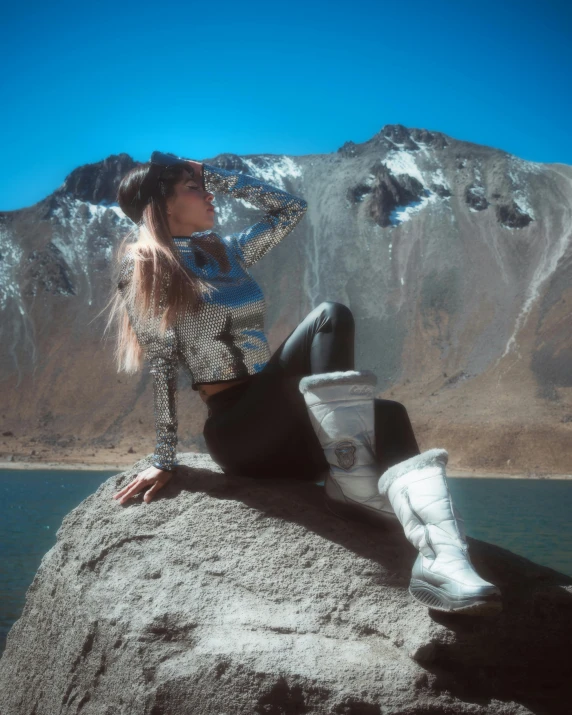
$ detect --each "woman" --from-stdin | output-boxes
[108,151,501,614]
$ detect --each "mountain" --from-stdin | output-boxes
[1,124,571,473]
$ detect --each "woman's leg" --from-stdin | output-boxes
[204,299,422,480]
[264,300,355,376]
[268,299,420,466]
[374,399,421,472]
[265,301,420,469]
[251,299,422,470]
[203,302,353,479]
[378,448,502,613]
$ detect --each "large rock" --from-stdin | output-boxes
[1,454,571,714]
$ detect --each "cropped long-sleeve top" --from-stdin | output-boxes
[117,162,308,471]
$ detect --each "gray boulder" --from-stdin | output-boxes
[1,453,571,714]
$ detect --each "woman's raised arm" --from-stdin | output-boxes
[201,162,308,268]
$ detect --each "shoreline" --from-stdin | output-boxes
[0,458,571,479]
[0,460,129,472]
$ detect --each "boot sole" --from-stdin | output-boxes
[324,493,401,530]
[409,578,503,615]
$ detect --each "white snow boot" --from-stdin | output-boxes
[298,370,398,529]
[378,448,502,614]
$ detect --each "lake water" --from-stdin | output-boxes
[1,469,571,657]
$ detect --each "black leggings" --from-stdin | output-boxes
[203,301,420,481]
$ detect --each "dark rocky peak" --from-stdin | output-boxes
[496,201,534,229]
[378,124,451,151]
[370,165,426,228]
[337,139,367,157]
[347,160,426,228]
[409,127,450,149]
[338,125,450,157]
[464,184,490,212]
[55,152,138,205]
[379,123,421,150]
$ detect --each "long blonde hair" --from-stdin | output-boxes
[102,161,230,374]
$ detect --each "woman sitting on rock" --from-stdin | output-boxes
[108,151,501,615]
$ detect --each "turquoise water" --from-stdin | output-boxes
[0,469,118,658]
[0,470,571,657]
[447,477,571,575]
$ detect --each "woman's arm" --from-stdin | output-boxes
[117,252,180,472]
[149,152,308,267]
[202,162,309,268]
[147,347,179,471]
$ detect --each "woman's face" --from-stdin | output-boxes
[165,169,216,236]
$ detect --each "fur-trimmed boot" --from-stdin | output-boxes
[378,448,502,614]
[299,370,398,529]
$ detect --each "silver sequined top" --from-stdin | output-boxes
[117,162,308,471]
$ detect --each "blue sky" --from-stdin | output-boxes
[1,0,570,211]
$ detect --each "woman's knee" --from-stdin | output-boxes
[318,301,354,327]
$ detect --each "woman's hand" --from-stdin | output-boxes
[112,465,174,505]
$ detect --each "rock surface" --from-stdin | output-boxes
[1,453,571,714]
